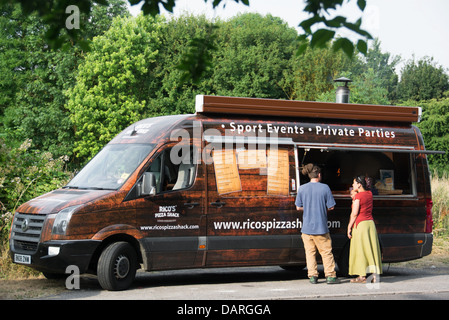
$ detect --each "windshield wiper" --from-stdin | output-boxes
[63,185,115,191]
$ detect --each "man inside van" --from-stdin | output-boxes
[296,164,337,284]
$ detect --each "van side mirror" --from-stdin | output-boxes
[140,172,156,196]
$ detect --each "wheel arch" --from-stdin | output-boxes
[89,227,143,274]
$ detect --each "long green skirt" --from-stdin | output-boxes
[349,220,382,276]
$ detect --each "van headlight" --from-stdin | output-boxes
[52,205,80,235]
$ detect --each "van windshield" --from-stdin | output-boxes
[66,144,155,190]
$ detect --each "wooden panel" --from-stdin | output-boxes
[196,95,420,123]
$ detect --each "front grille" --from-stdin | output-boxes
[11,213,46,254]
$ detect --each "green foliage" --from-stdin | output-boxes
[66,14,162,160]
[415,97,449,175]
[1,0,109,49]
[282,44,350,101]
[176,23,217,84]
[148,14,213,115]
[210,13,297,99]
[316,38,401,105]
[0,139,72,242]
[397,57,449,102]
[363,39,400,102]
[298,0,372,57]
[0,1,129,160]
[5,0,373,86]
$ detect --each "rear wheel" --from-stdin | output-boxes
[280,265,305,272]
[97,242,137,291]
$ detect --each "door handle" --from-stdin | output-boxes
[210,201,226,208]
[184,202,199,209]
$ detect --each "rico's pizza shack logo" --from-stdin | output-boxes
[155,205,180,222]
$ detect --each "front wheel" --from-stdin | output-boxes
[97,242,137,291]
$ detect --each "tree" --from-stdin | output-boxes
[363,38,400,102]
[317,68,390,105]
[397,57,449,102]
[281,44,350,101]
[66,14,162,161]
[147,14,215,115]
[209,13,297,99]
[0,4,24,117]
[348,68,390,105]
[0,1,129,158]
[416,96,449,175]
[3,0,372,83]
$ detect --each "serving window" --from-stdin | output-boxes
[208,145,296,197]
[298,148,416,197]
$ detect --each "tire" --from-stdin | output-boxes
[97,242,137,291]
[280,265,306,272]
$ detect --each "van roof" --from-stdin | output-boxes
[109,114,193,145]
[195,95,421,123]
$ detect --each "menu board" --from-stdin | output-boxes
[237,149,267,169]
[267,149,289,196]
[213,149,242,195]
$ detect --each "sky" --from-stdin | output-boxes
[128,0,449,74]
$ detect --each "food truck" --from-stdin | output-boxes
[10,95,440,290]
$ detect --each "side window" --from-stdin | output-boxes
[147,145,197,193]
[298,149,415,196]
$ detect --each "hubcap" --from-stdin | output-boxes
[114,254,130,279]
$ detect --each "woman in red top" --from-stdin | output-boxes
[347,176,382,283]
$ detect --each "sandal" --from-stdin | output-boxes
[350,276,366,283]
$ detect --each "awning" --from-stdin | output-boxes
[203,135,445,154]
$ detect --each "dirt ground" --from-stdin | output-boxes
[1,237,448,300]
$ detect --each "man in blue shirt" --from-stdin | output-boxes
[296,164,337,284]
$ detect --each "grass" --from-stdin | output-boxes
[431,174,449,237]
[0,276,65,299]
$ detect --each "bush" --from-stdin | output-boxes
[0,139,72,243]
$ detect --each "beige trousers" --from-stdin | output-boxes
[301,233,337,278]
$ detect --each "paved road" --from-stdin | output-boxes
[43,263,449,300]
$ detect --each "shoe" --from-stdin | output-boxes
[309,276,318,284]
[326,276,338,284]
[350,276,366,283]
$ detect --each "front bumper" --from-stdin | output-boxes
[10,239,101,274]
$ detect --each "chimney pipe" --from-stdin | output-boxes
[334,77,352,103]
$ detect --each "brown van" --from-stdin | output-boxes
[10,95,440,290]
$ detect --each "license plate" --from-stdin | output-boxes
[14,254,31,265]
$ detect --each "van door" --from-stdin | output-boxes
[205,144,298,267]
[136,143,205,270]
